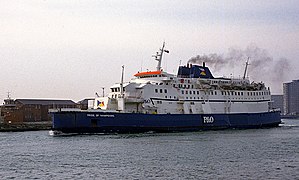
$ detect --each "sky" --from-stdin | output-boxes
[1,0,299,103]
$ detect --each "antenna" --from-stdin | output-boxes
[152,42,169,71]
[101,87,105,97]
[120,65,125,97]
[243,57,250,79]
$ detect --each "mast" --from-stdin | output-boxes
[120,65,124,97]
[118,65,125,112]
[153,42,169,71]
[243,57,250,79]
[101,87,105,97]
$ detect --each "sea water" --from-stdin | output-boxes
[0,119,298,179]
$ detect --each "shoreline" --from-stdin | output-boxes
[0,122,52,132]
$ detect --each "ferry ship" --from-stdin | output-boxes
[50,43,281,135]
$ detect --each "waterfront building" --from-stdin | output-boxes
[271,95,283,113]
[0,99,77,124]
[283,80,299,115]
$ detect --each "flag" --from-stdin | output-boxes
[97,100,104,108]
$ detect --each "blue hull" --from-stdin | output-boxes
[51,111,281,134]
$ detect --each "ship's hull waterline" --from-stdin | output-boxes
[51,111,281,134]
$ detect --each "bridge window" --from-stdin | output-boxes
[181,90,184,94]
[155,89,158,93]
[164,89,167,93]
[160,89,163,93]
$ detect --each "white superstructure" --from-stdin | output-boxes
[93,43,272,115]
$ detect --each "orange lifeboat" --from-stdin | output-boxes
[134,70,162,77]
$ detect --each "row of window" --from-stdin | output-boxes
[155,89,168,94]
[154,88,269,98]
[159,96,265,101]
[139,74,167,78]
[181,96,265,100]
[111,94,123,98]
[174,84,194,89]
[180,90,269,96]
[154,95,267,103]
[220,91,269,96]
[111,87,125,92]
[182,90,200,95]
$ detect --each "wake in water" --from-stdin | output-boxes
[279,119,299,128]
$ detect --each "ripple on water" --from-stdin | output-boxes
[0,119,299,179]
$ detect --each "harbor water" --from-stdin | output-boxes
[0,119,298,179]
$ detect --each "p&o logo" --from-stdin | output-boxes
[203,116,214,123]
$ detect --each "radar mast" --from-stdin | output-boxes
[243,57,250,79]
[152,42,169,71]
